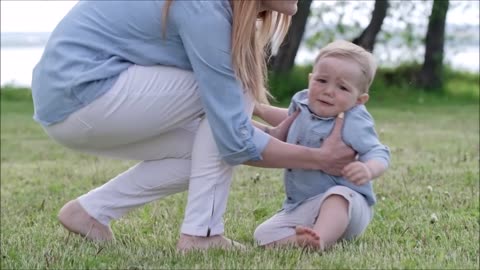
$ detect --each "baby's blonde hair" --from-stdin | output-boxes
[314,40,377,93]
[163,0,291,104]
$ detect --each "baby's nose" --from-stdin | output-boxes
[324,85,335,95]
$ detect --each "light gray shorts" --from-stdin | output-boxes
[254,185,374,246]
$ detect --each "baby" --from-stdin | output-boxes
[253,40,391,251]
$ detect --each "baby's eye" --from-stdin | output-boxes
[316,79,327,83]
[339,86,349,91]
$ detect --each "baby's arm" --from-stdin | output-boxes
[252,109,300,142]
[254,103,289,126]
[342,107,390,185]
[252,96,301,141]
[342,159,387,185]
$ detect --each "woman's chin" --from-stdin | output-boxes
[283,7,298,16]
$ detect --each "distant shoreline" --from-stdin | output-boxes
[1,32,50,48]
[1,31,479,88]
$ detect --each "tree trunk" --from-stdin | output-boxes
[352,0,389,52]
[418,0,449,91]
[269,0,313,73]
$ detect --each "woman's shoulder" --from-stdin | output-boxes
[174,0,232,17]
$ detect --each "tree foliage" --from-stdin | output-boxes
[303,1,433,67]
[268,0,474,94]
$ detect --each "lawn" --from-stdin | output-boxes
[1,88,479,269]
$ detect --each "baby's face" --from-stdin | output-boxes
[308,56,367,117]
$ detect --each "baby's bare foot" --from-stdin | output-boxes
[177,234,246,252]
[295,226,324,250]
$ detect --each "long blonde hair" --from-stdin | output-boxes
[162,0,291,104]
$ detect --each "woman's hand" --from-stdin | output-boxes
[247,112,354,172]
[267,110,300,142]
[317,113,356,176]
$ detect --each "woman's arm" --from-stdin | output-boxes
[254,103,289,126]
[177,3,352,170]
[177,1,273,165]
[246,114,355,176]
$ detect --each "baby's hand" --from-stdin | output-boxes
[342,161,372,186]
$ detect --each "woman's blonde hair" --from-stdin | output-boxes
[314,40,377,93]
[162,0,291,104]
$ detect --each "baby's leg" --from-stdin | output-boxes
[255,187,372,250]
[254,195,326,248]
[266,227,320,248]
[254,211,297,248]
[297,186,373,251]
[295,194,348,250]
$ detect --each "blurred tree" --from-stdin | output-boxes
[352,0,389,52]
[304,1,433,66]
[418,0,449,90]
[269,0,313,73]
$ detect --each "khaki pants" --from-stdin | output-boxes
[254,186,374,245]
[44,65,254,237]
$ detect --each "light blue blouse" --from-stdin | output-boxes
[31,0,270,165]
[282,90,391,210]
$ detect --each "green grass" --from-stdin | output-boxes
[1,86,479,269]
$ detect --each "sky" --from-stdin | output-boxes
[1,0,479,33]
[1,1,79,33]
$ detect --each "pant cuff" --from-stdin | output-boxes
[77,194,111,226]
[180,223,224,237]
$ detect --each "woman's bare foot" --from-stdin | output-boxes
[58,199,114,242]
[295,226,324,250]
[176,234,246,252]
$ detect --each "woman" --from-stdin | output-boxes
[32,0,353,251]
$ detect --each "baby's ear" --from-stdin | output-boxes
[356,93,369,105]
[308,73,312,80]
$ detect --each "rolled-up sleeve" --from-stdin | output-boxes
[175,1,270,165]
[343,106,391,168]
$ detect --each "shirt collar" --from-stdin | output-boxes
[294,91,335,121]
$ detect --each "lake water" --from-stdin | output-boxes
[1,47,45,87]
[1,45,479,87]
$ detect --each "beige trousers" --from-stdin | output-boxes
[44,65,254,236]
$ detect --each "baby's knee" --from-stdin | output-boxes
[323,186,357,206]
[253,222,268,243]
[322,193,349,209]
[253,220,281,246]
